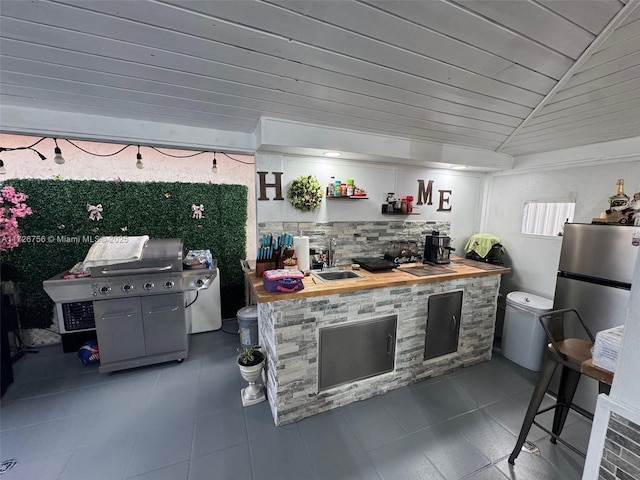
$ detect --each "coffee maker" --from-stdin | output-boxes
[423,231,455,265]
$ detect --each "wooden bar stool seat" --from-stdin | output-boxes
[508,309,612,464]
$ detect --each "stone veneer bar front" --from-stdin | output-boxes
[253,268,505,426]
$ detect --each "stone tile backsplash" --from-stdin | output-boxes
[258,220,451,264]
[600,412,640,480]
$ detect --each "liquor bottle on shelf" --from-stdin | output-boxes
[609,178,629,208]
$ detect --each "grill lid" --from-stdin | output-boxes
[89,238,183,277]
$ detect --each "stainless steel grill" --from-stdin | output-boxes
[43,238,215,372]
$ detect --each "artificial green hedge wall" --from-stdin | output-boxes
[0,179,247,329]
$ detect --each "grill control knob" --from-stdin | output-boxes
[122,284,134,293]
[99,285,111,295]
[143,282,155,291]
[164,280,174,289]
[196,278,204,287]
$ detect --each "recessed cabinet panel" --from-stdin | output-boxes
[319,315,397,391]
[424,291,463,360]
[142,293,186,356]
[94,297,145,363]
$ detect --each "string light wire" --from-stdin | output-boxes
[149,146,209,158]
[0,137,255,169]
[65,138,132,157]
[0,137,47,161]
[221,152,254,164]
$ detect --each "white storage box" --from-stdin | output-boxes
[592,325,624,373]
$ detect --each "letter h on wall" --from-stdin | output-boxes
[257,171,285,201]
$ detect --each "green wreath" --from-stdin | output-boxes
[287,175,324,212]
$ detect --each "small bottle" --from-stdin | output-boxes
[328,176,335,196]
[609,178,629,208]
[346,179,354,196]
[387,193,395,212]
[340,183,347,196]
[406,195,414,213]
[334,180,341,196]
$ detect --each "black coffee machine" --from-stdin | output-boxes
[423,231,455,265]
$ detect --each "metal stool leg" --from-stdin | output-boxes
[550,366,581,443]
[509,356,557,464]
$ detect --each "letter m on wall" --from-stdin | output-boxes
[416,180,434,206]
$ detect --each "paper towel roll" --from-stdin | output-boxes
[293,236,310,271]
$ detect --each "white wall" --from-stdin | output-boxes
[0,134,257,259]
[255,152,486,254]
[483,159,640,298]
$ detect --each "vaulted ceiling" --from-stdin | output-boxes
[1,0,639,158]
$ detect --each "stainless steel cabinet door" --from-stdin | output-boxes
[141,293,187,356]
[424,291,463,360]
[319,315,397,391]
[94,297,145,363]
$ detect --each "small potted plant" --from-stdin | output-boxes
[237,344,266,406]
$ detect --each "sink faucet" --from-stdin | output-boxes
[326,238,337,269]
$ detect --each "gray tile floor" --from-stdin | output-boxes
[1,323,591,479]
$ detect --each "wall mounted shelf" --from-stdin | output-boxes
[382,212,420,216]
[326,196,369,200]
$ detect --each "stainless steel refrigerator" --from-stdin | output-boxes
[552,223,640,413]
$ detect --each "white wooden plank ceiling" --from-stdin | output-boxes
[0,0,638,157]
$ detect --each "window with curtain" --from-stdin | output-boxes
[522,201,575,236]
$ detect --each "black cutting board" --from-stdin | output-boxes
[401,265,455,277]
[351,257,397,272]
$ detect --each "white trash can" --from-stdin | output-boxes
[501,291,554,371]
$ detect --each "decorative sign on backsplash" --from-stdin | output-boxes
[416,179,452,212]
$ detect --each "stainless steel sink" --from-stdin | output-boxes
[312,270,365,282]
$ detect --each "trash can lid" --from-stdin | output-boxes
[506,291,553,313]
[237,305,257,320]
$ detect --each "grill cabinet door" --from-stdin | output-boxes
[424,291,463,360]
[319,315,396,391]
[141,293,187,355]
[94,297,145,363]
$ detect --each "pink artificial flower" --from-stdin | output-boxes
[0,185,33,251]
[0,216,18,229]
[1,185,16,199]
[12,192,28,203]
[10,204,32,218]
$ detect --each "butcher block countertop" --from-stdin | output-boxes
[247,256,510,303]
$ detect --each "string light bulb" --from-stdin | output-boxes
[212,152,218,173]
[136,146,144,169]
[53,138,65,164]
[0,159,6,174]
